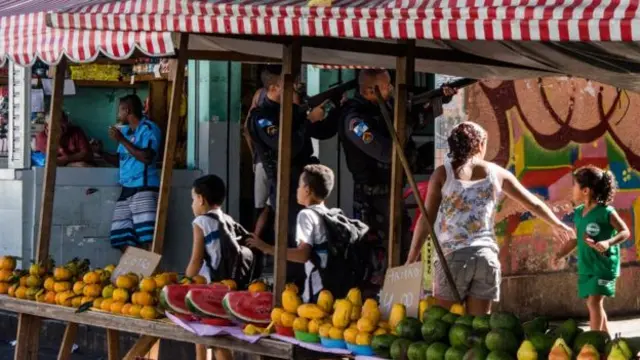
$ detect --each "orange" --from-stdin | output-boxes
[81,296,95,305]
[139,277,157,292]
[220,279,237,290]
[100,298,114,312]
[140,305,159,320]
[129,304,142,318]
[53,267,72,281]
[285,283,299,294]
[82,271,100,285]
[7,284,18,297]
[19,276,28,287]
[0,256,16,271]
[248,281,267,293]
[0,269,12,282]
[25,287,39,300]
[29,264,41,276]
[166,272,179,284]
[115,275,135,290]
[132,291,155,306]
[104,264,116,273]
[83,284,102,298]
[180,277,193,285]
[72,296,83,308]
[44,291,56,304]
[61,298,73,307]
[43,277,55,291]
[110,301,125,314]
[15,286,27,299]
[192,275,207,285]
[112,288,129,302]
[127,273,140,284]
[153,274,170,288]
[121,303,132,316]
[0,282,10,294]
[35,290,47,302]
[57,291,75,306]
[25,275,42,288]
[92,297,104,309]
[102,284,115,299]
[72,281,85,295]
[54,281,71,293]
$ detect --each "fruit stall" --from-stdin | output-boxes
[2,0,640,360]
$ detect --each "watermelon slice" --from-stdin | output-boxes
[159,284,226,315]
[222,291,272,325]
[185,287,231,319]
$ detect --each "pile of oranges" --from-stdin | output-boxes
[0,256,18,294]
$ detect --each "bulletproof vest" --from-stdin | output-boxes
[247,98,315,182]
[338,95,418,186]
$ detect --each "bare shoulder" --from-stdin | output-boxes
[431,165,446,183]
[480,160,509,179]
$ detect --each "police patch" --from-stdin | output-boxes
[266,125,278,136]
[362,131,374,144]
[257,118,274,128]
[352,121,369,137]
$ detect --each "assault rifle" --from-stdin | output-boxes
[409,78,478,107]
[300,79,358,112]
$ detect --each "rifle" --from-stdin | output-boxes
[301,79,358,111]
[409,78,478,107]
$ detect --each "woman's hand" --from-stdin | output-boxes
[553,224,576,244]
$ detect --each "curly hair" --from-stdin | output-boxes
[573,165,617,204]
[447,122,487,163]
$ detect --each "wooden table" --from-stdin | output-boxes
[0,296,326,359]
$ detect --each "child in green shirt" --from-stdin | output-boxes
[558,165,630,333]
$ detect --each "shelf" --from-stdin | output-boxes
[72,80,147,88]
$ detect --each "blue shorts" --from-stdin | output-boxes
[110,187,158,248]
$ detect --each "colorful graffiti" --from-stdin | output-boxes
[464,77,640,275]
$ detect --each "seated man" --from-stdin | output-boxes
[35,112,93,167]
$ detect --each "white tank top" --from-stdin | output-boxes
[434,160,502,256]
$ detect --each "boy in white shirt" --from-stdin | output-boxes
[248,164,335,302]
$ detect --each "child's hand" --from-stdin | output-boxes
[586,237,611,253]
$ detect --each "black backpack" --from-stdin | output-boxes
[308,207,370,299]
[203,213,260,289]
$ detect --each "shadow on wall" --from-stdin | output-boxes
[466,77,640,276]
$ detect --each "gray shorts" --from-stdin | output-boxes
[433,247,501,302]
[254,162,271,208]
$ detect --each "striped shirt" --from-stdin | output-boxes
[193,209,223,274]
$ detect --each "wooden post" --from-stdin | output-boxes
[152,33,190,253]
[57,322,77,360]
[14,58,68,360]
[273,39,302,305]
[388,41,415,267]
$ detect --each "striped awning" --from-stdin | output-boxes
[49,0,640,42]
[0,0,174,66]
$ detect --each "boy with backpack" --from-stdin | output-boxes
[248,164,369,302]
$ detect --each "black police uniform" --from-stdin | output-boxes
[247,95,336,288]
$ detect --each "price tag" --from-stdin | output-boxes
[378,262,424,319]
[110,247,162,284]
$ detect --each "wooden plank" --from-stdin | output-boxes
[36,57,67,263]
[0,297,294,359]
[123,335,157,360]
[57,322,78,360]
[106,329,120,360]
[272,39,302,306]
[14,313,41,360]
[73,80,145,88]
[388,41,415,267]
[152,33,189,254]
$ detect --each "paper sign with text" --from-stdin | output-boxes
[378,262,424,319]
[110,247,162,284]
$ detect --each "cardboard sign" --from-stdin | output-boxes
[378,262,424,319]
[110,247,162,284]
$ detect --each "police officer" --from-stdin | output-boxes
[247,66,335,288]
[338,69,456,296]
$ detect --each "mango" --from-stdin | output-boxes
[332,299,353,329]
[316,290,334,313]
[297,304,327,320]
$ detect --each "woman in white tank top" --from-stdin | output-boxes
[407,122,574,315]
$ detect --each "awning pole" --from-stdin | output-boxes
[273,39,302,305]
[388,41,415,268]
[374,87,462,304]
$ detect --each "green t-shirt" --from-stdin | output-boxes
[574,204,620,278]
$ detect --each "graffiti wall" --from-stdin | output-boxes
[462,78,640,275]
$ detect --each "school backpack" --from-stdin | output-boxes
[203,213,260,289]
[308,207,370,299]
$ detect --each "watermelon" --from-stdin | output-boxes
[160,284,227,315]
[222,291,272,325]
[185,287,231,319]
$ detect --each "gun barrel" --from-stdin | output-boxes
[410,78,478,106]
[302,79,358,111]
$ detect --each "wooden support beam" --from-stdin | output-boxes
[106,329,120,360]
[152,33,189,253]
[57,322,77,360]
[123,335,158,360]
[272,39,302,306]
[388,41,415,267]
[14,313,41,360]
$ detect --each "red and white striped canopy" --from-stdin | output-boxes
[0,0,174,66]
[49,0,640,42]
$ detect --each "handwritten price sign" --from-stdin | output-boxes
[378,262,424,319]
[110,247,162,284]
